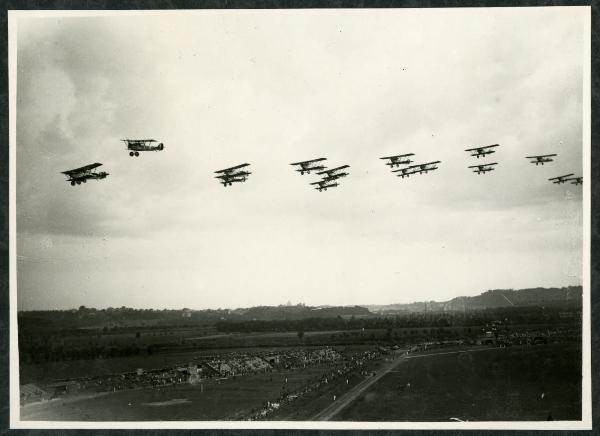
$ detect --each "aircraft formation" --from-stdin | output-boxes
[215,163,252,187]
[465,144,498,175]
[380,153,441,179]
[289,159,351,192]
[61,140,583,190]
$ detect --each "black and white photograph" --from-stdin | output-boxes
[8,6,591,430]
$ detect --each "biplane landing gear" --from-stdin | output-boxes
[135,152,139,157]
[129,152,134,157]
[71,181,76,186]
[76,181,81,185]
[82,179,86,183]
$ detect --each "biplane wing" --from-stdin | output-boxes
[215,171,251,180]
[290,158,327,166]
[380,153,415,160]
[549,173,574,181]
[465,144,499,152]
[122,139,157,145]
[215,163,251,174]
[316,165,350,175]
[525,154,557,158]
[61,163,103,175]
[468,162,497,168]
[314,182,339,191]
[322,172,348,181]
[396,168,420,177]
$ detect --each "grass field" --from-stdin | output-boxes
[335,343,581,422]
[21,364,340,421]
[20,342,582,422]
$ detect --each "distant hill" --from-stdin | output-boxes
[365,286,582,314]
[18,287,582,332]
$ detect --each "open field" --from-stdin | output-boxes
[19,339,582,422]
[334,343,581,421]
[21,365,332,421]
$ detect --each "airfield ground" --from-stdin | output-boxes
[20,342,581,422]
[333,343,581,422]
[21,365,336,421]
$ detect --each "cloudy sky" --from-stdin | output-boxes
[13,8,586,310]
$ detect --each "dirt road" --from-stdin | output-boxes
[312,353,406,421]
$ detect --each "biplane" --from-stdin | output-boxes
[121,139,165,157]
[468,162,497,174]
[392,167,417,179]
[290,158,327,175]
[380,153,415,168]
[320,171,349,182]
[310,180,339,192]
[392,161,440,178]
[548,174,574,184]
[61,163,109,186]
[566,176,583,185]
[214,163,251,187]
[410,161,441,175]
[525,154,557,165]
[316,165,350,178]
[465,144,500,158]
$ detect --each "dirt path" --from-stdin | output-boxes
[312,353,406,421]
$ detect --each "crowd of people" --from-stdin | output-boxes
[205,354,271,377]
[25,328,571,407]
[24,347,352,403]
[246,349,382,420]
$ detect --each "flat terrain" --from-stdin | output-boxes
[335,343,581,421]
[20,342,581,422]
[21,365,330,421]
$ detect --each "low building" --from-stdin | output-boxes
[20,384,49,404]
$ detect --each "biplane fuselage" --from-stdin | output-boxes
[322,172,348,182]
[386,159,413,168]
[469,163,497,174]
[315,183,338,192]
[296,165,327,175]
[220,177,247,186]
[532,158,553,165]
[470,150,495,158]
[122,139,164,157]
[472,167,494,174]
[128,143,164,152]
